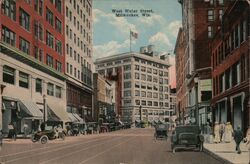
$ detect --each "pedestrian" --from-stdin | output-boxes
[214,122,220,143]
[204,123,212,143]
[224,122,233,143]
[244,126,250,163]
[234,126,244,154]
[23,123,28,138]
[219,122,225,142]
[8,122,14,140]
[0,130,3,150]
[12,122,17,141]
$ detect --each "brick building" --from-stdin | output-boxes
[0,0,69,134]
[177,0,230,125]
[211,0,249,133]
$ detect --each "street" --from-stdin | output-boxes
[0,128,222,164]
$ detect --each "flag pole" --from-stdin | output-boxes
[130,29,132,53]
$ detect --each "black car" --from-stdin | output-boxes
[171,125,204,153]
[154,124,168,140]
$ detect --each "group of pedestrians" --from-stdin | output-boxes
[212,121,250,154]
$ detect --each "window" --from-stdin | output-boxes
[19,8,30,31]
[70,65,72,75]
[124,65,131,71]
[141,74,146,81]
[141,91,146,97]
[148,101,152,106]
[135,82,140,88]
[46,31,54,48]
[225,68,230,90]
[46,8,54,26]
[56,60,62,72]
[34,22,43,40]
[153,93,158,98]
[141,100,146,106]
[124,73,131,79]
[46,54,53,68]
[35,78,42,93]
[147,75,152,82]
[55,86,62,98]
[47,83,54,96]
[208,26,213,38]
[19,37,30,54]
[2,26,15,46]
[124,82,131,89]
[55,0,62,13]
[135,73,140,79]
[2,0,16,20]
[141,66,146,72]
[3,65,15,84]
[147,68,152,73]
[232,62,240,86]
[38,0,43,15]
[124,90,131,97]
[147,92,152,98]
[19,72,29,88]
[219,10,223,21]
[218,0,223,5]
[135,100,140,105]
[55,18,62,33]
[207,10,214,21]
[135,90,140,96]
[55,40,62,54]
[154,102,158,107]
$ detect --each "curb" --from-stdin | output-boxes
[204,147,233,164]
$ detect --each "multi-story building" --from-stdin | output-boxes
[95,46,171,124]
[177,0,230,125]
[211,0,249,133]
[169,88,177,128]
[175,28,187,124]
[0,0,69,134]
[93,73,116,123]
[64,0,94,122]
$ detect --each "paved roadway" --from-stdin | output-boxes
[0,128,222,164]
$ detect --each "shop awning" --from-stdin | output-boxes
[47,101,70,122]
[19,100,43,119]
[67,113,78,122]
[72,113,85,123]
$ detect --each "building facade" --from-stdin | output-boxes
[64,0,94,122]
[211,0,249,133]
[93,73,116,123]
[177,0,230,125]
[95,46,171,124]
[0,0,69,134]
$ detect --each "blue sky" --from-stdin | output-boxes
[93,0,182,59]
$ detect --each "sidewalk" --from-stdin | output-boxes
[204,142,249,164]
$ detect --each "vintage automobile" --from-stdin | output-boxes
[171,125,204,153]
[31,126,65,144]
[154,124,168,140]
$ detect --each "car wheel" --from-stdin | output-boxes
[30,134,37,143]
[40,135,48,144]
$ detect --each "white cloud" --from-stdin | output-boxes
[93,9,137,34]
[94,39,135,60]
[167,20,182,37]
[138,14,165,26]
[149,32,172,47]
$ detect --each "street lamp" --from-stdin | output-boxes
[43,94,47,124]
[139,105,142,121]
[194,77,199,126]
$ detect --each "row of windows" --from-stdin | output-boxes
[134,73,168,84]
[134,90,169,99]
[124,81,169,91]
[1,1,62,34]
[213,56,249,96]
[212,19,248,68]
[135,65,168,77]
[69,0,91,16]
[2,65,62,98]
[134,100,169,107]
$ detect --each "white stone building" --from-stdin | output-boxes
[95,46,171,124]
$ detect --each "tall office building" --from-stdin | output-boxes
[95,46,171,124]
[64,0,94,121]
[0,0,69,133]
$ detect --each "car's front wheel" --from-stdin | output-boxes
[30,134,37,143]
[40,135,48,144]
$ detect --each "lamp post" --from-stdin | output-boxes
[139,105,142,122]
[43,94,47,124]
[194,77,199,126]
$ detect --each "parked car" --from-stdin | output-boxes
[171,125,204,153]
[154,124,168,140]
[31,126,65,144]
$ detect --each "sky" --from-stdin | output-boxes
[92,0,182,88]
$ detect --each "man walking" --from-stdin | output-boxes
[234,126,244,154]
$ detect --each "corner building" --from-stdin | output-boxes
[64,0,94,122]
[0,0,69,134]
[95,47,171,124]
